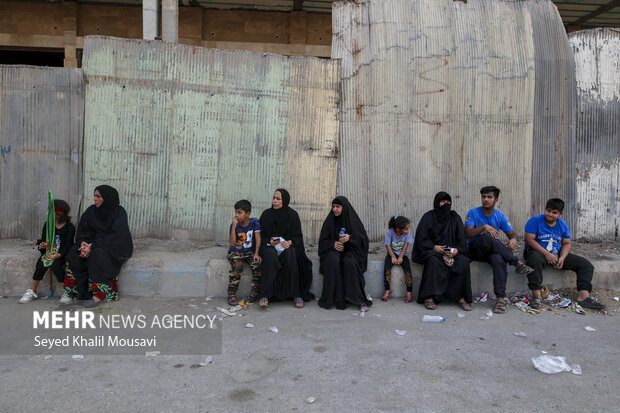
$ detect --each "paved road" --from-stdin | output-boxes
[1,296,618,412]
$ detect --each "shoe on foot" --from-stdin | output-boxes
[59,291,74,305]
[19,289,38,304]
[83,299,102,308]
[494,300,507,314]
[530,296,542,310]
[259,297,269,308]
[515,261,534,275]
[577,297,607,310]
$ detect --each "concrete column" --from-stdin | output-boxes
[143,0,160,40]
[62,2,78,68]
[162,0,178,43]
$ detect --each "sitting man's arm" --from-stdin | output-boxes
[465,224,499,239]
[524,231,557,265]
[556,238,571,269]
[504,230,518,251]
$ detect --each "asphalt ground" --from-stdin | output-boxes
[0,294,618,412]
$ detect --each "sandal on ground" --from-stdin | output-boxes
[577,297,607,310]
[494,300,507,314]
[246,291,259,304]
[424,300,436,310]
[405,293,413,303]
[228,296,238,306]
[458,301,472,311]
[382,291,391,302]
[515,261,535,275]
[530,296,542,310]
[295,297,304,308]
[259,297,269,308]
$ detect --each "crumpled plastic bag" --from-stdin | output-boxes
[531,355,571,374]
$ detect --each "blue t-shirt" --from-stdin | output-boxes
[384,228,413,256]
[464,207,513,245]
[228,218,261,254]
[524,214,571,254]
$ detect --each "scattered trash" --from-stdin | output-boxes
[540,286,550,299]
[306,397,316,404]
[457,312,465,318]
[558,298,572,308]
[352,312,358,316]
[575,305,586,315]
[584,326,597,332]
[531,355,571,374]
[244,323,255,328]
[485,309,493,317]
[571,363,582,375]
[478,292,488,303]
[145,351,160,357]
[205,296,213,301]
[541,351,548,354]
[216,306,242,317]
[422,315,445,323]
[188,304,198,309]
[514,301,540,315]
[44,355,52,360]
[374,314,382,318]
[269,326,279,333]
[514,331,527,337]
[200,356,213,366]
[359,311,366,318]
[395,329,406,336]
[72,355,84,360]
[132,308,142,313]
[614,297,619,302]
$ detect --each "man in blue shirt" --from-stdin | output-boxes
[465,186,533,314]
[524,198,606,311]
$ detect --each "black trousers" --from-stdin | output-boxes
[468,233,519,298]
[383,254,413,292]
[32,256,65,282]
[524,249,594,292]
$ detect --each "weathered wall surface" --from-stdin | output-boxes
[570,28,620,240]
[0,65,83,238]
[82,36,339,242]
[333,0,563,240]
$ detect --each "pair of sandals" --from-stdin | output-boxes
[423,299,472,311]
[255,297,304,308]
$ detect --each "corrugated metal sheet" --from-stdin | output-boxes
[333,0,556,240]
[82,36,339,241]
[569,28,620,240]
[0,65,83,238]
[525,0,577,230]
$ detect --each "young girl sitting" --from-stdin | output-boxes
[19,200,75,304]
[382,216,414,303]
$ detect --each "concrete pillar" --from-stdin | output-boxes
[162,0,178,43]
[62,2,78,68]
[143,0,160,40]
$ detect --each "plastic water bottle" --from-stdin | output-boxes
[552,251,560,268]
[422,315,445,323]
[55,234,60,251]
[339,228,346,237]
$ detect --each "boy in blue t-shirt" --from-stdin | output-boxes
[227,200,262,306]
[465,186,534,314]
[524,198,606,310]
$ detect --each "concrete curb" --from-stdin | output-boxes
[2,242,618,299]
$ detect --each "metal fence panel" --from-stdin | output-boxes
[333,0,548,240]
[82,36,339,242]
[0,65,83,239]
[570,28,620,240]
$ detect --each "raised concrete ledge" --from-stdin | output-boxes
[1,240,618,299]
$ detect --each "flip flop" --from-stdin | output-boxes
[424,300,436,310]
[295,297,304,308]
[458,301,472,311]
[494,300,507,314]
[577,297,607,310]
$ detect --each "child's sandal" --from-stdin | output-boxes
[228,296,238,306]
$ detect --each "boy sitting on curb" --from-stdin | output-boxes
[524,198,606,311]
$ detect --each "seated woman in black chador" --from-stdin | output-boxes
[258,189,314,308]
[63,185,133,307]
[318,196,372,311]
[413,191,472,311]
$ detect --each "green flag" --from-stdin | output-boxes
[41,190,56,267]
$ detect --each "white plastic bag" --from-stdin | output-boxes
[531,355,571,374]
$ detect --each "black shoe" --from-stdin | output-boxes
[82,299,102,308]
[577,297,607,310]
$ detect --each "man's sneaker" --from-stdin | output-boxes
[515,261,535,275]
[59,291,75,305]
[19,289,38,304]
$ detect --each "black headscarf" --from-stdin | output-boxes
[318,196,369,273]
[259,189,314,300]
[261,188,291,240]
[95,185,120,221]
[412,191,468,265]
